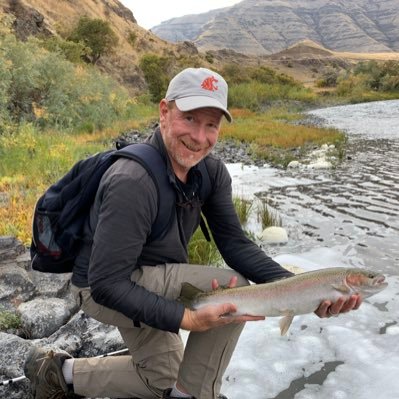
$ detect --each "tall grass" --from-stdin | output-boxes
[188,196,254,266]
[221,107,345,166]
[188,227,223,266]
[232,196,253,225]
[257,202,282,230]
[0,108,157,244]
[229,81,316,110]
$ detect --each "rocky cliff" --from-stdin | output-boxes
[152,0,399,55]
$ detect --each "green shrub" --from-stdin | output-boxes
[0,30,134,130]
[338,60,399,95]
[316,68,340,88]
[205,52,214,64]
[221,64,251,84]
[0,56,12,133]
[139,54,172,102]
[68,17,118,64]
[39,36,88,63]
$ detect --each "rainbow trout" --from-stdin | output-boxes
[180,267,387,335]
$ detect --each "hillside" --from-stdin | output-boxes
[2,0,399,93]
[152,0,399,56]
[0,0,211,94]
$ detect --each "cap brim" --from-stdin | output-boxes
[175,96,232,123]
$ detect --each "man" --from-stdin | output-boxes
[24,67,362,399]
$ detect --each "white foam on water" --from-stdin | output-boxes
[222,249,399,399]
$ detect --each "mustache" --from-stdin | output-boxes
[181,139,208,152]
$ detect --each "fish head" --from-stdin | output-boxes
[345,269,388,297]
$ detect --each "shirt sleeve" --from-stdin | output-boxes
[202,161,294,284]
[87,160,185,333]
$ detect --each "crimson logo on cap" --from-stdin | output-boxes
[201,76,218,92]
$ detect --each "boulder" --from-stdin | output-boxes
[261,226,288,244]
[18,297,72,339]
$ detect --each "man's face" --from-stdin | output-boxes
[159,100,223,181]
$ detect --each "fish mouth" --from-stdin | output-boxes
[372,275,387,286]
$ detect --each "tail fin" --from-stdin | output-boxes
[178,283,204,308]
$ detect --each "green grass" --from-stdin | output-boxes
[0,309,22,331]
[257,201,282,230]
[232,196,253,225]
[229,82,316,110]
[188,226,223,266]
[221,107,346,167]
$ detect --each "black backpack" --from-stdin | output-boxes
[30,142,211,273]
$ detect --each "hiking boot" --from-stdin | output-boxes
[162,388,228,399]
[24,346,80,399]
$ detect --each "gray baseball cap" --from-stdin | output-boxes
[165,67,232,122]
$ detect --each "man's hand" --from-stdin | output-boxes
[180,275,265,332]
[315,294,362,318]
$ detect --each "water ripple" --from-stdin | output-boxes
[261,101,399,275]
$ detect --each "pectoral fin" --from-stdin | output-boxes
[178,283,204,308]
[279,312,295,336]
[332,284,351,294]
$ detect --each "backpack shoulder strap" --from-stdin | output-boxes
[115,143,175,242]
[196,158,213,242]
[197,158,212,202]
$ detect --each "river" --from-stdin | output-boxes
[228,99,399,276]
[222,99,399,399]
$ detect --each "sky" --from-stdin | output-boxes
[120,0,243,29]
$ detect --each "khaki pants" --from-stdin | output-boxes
[71,264,249,399]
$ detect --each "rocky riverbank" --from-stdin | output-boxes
[0,236,126,398]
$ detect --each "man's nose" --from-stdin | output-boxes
[191,124,208,143]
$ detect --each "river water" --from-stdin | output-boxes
[227,99,399,277]
[222,99,399,399]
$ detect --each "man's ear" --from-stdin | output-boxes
[159,99,169,124]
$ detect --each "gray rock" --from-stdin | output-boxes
[0,264,36,312]
[18,298,72,339]
[0,236,25,263]
[0,235,128,397]
[28,269,72,298]
[15,252,31,271]
[152,0,399,55]
[0,332,32,399]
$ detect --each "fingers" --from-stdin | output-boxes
[315,300,332,318]
[182,302,265,332]
[212,275,238,290]
[211,279,218,290]
[315,294,363,319]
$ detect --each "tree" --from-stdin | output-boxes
[139,55,172,102]
[68,17,118,64]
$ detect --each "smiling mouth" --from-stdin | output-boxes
[182,141,203,152]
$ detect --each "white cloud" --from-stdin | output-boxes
[120,0,242,29]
